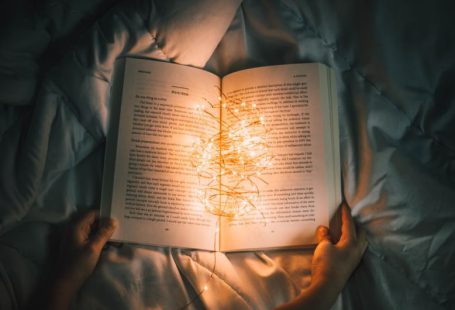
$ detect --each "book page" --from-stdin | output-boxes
[219,63,340,251]
[102,58,220,250]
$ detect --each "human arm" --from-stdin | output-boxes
[275,203,368,310]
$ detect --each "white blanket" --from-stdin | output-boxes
[1,0,454,309]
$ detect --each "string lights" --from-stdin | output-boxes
[191,92,273,218]
[179,94,273,309]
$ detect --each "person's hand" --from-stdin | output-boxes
[55,210,117,288]
[311,202,368,293]
[276,203,368,310]
[44,210,117,310]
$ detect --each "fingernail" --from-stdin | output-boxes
[110,218,118,229]
[101,218,117,229]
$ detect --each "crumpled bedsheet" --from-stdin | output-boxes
[1,0,454,309]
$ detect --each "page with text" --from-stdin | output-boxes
[104,58,220,250]
[219,63,339,251]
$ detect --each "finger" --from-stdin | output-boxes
[356,225,368,255]
[89,218,118,253]
[73,210,98,243]
[316,226,332,244]
[340,203,356,244]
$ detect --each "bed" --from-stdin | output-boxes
[1,0,454,309]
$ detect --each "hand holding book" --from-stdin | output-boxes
[29,211,117,310]
[275,203,368,310]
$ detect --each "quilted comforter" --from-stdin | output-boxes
[1,0,454,309]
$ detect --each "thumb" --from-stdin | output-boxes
[90,218,118,252]
[316,226,332,244]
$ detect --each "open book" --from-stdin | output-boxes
[101,58,340,252]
